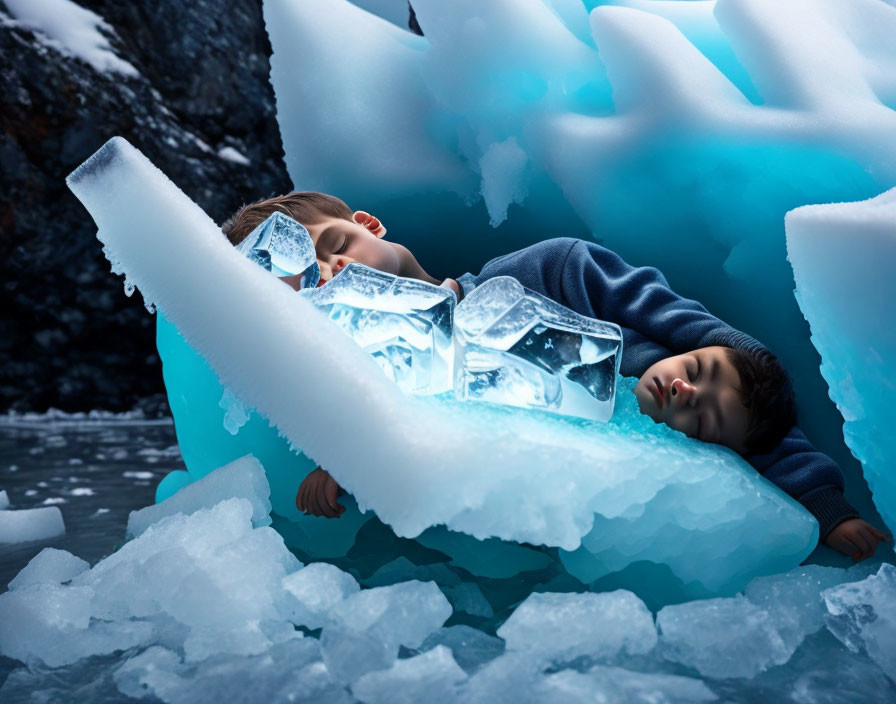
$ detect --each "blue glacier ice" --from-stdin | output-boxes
[453,275,623,422]
[786,188,896,535]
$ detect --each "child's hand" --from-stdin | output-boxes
[353,211,386,237]
[824,518,892,561]
[296,467,345,518]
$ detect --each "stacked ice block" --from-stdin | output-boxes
[299,263,456,395]
[453,276,623,423]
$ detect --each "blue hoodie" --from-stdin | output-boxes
[469,237,859,541]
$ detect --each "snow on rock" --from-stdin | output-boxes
[3,0,138,76]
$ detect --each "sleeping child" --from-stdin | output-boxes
[221,191,891,562]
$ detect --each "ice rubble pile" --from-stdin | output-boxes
[1,457,894,702]
[265,0,896,527]
[68,137,816,600]
[0,488,65,545]
[786,188,896,535]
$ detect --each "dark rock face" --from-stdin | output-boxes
[0,0,293,414]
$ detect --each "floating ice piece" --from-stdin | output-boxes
[497,590,656,664]
[301,262,455,394]
[786,187,896,534]
[68,137,817,602]
[351,645,468,704]
[0,506,65,544]
[0,490,8,509]
[236,211,320,287]
[126,455,272,538]
[823,563,896,676]
[8,548,89,590]
[453,276,622,421]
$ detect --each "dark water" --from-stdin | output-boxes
[0,413,185,592]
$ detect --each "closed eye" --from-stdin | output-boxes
[335,236,348,254]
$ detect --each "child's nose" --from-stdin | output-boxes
[670,378,694,404]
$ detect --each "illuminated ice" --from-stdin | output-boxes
[126,454,272,538]
[351,646,468,704]
[235,211,320,287]
[0,490,8,510]
[823,563,896,676]
[786,188,896,534]
[281,561,360,630]
[0,505,65,544]
[8,548,89,590]
[67,137,818,600]
[453,276,622,421]
[300,262,455,394]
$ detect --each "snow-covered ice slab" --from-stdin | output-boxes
[67,137,816,597]
[126,454,272,538]
[786,187,896,534]
[0,505,65,544]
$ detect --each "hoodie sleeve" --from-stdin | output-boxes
[746,425,860,539]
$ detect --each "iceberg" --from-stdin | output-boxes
[67,137,816,601]
[453,275,622,421]
[264,0,896,526]
[786,188,896,534]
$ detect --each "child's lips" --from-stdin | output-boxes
[316,277,328,288]
[652,377,665,407]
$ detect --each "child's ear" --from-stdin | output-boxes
[353,210,387,238]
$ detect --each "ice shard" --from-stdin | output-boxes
[453,276,622,422]
[786,187,896,534]
[301,263,455,394]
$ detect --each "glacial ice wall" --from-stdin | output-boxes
[264,0,896,522]
[67,137,815,598]
[786,189,896,534]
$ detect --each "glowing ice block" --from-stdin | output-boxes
[300,262,455,394]
[786,188,896,534]
[453,276,622,422]
[236,211,320,287]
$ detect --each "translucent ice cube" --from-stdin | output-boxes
[301,262,455,394]
[235,211,321,288]
[453,276,622,422]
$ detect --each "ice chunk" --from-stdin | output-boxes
[351,646,468,704]
[0,489,9,509]
[0,506,65,544]
[443,582,493,618]
[534,665,717,703]
[497,590,656,664]
[218,387,250,435]
[0,582,153,667]
[786,187,896,534]
[453,276,622,422]
[8,547,89,590]
[235,211,320,287]
[281,561,360,630]
[126,455,272,538]
[301,262,455,394]
[419,625,505,674]
[823,563,896,676]
[68,137,817,601]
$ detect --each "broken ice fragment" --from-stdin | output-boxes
[301,262,455,394]
[8,548,89,590]
[453,276,622,421]
[236,211,321,288]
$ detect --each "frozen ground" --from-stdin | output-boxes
[1,431,894,702]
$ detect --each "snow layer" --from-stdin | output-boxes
[3,0,138,76]
[68,137,816,597]
[786,187,896,535]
